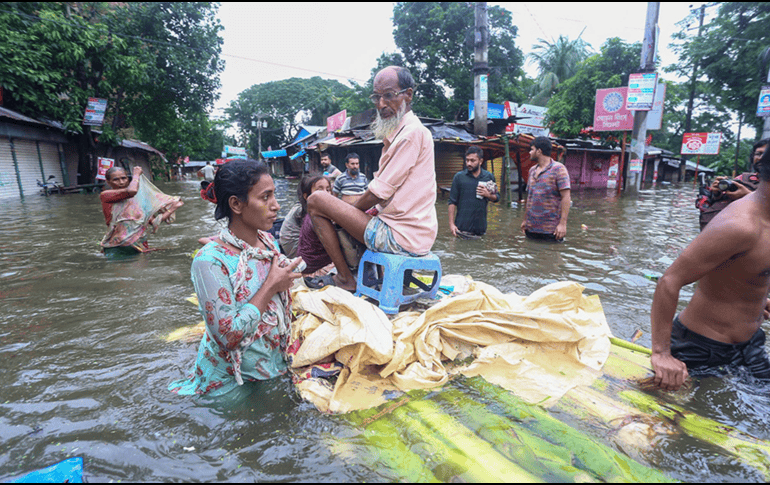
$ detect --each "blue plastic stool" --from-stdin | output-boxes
[355,250,442,314]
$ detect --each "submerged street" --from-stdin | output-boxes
[1,179,768,482]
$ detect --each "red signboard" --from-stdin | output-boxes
[680,132,722,155]
[593,87,634,132]
[95,157,115,181]
[326,110,347,132]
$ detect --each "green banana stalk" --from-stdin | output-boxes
[463,377,674,482]
[434,387,595,482]
[392,397,544,482]
[343,394,440,483]
[619,389,770,481]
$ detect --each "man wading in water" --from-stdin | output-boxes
[651,148,770,390]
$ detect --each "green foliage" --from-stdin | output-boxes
[226,77,352,157]
[668,3,770,137]
[391,2,526,120]
[528,35,593,106]
[0,2,223,166]
[545,38,642,143]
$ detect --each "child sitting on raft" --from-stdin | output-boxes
[169,160,303,397]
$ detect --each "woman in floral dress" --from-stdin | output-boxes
[169,160,303,397]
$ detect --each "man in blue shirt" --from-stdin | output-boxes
[333,152,369,205]
[448,146,499,238]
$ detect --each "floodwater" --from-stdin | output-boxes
[1,178,768,482]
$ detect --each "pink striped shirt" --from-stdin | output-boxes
[367,111,437,254]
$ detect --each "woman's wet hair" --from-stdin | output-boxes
[297,174,327,218]
[213,159,269,221]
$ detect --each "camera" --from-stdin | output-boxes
[717,179,739,192]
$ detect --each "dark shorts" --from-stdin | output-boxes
[525,230,563,243]
[671,316,770,379]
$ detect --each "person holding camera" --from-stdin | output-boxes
[696,139,767,231]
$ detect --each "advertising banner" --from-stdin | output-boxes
[95,157,114,181]
[626,73,657,111]
[83,97,108,126]
[326,109,347,132]
[593,88,634,131]
[680,132,722,155]
[757,86,770,117]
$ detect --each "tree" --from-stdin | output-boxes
[390,2,526,120]
[668,3,770,137]
[545,38,642,143]
[0,2,223,181]
[527,35,592,106]
[226,77,352,157]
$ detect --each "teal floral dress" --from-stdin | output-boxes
[168,230,292,397]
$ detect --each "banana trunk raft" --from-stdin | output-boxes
[167,277,770,482]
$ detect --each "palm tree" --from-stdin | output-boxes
[528,34,592,105]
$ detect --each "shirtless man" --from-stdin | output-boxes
[651,152,770,391]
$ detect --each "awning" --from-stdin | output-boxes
[261,149,287,159]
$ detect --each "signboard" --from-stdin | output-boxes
[503,102,549,136]
[223,145,247,159]
[680,132,722,155]
[83,97,108,126]
[629,159,643,173]
[95,157,114,181]
[479,74,488,102]
[468,101,506,120]
[646,82,666,130]
[326,109,347,132]
[594,88,634,131]
[757,86,770,117]
[626,73,657,111]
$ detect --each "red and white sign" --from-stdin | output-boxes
[607,154,620,189]
[326,110,347,132]
[95,157,115,181]
[593,88,634,132]
[680,132,722,155]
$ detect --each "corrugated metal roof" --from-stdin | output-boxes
[0,106,61,129]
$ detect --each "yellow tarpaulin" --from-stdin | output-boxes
[287,279,612,414]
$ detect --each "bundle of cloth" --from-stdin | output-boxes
[100,175,181,253]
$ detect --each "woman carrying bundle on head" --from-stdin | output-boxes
[169,160,304,397]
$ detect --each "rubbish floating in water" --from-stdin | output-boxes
[631,329,643,343]
[643,273,661,282]
[7,457,83,483]
[581,224,588,230]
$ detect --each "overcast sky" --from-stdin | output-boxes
[213,2,708,115]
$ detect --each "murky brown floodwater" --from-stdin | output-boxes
[1,178,768,482]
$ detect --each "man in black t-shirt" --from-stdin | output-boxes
[448,146,499,238]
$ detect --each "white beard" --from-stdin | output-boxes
[371,103,407,140]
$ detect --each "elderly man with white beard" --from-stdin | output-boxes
[305,66,438,291]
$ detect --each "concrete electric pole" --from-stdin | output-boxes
[473,2,489,137]
[627,2,659,194]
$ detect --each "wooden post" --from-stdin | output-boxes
[515,148,524,202]
[617,132,627,195]
[694,154,700,185]
[504,135,512,203]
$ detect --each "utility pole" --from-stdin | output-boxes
[252,113,266,161]
[627,2,659,194]
[762,62,770,140]
[473,2,488,137]
[681,4,705,182]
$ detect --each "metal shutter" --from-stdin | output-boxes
[14,139,43,197]
[38,142,64,185]
[435,146,465,189]
[0,138,20,199]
